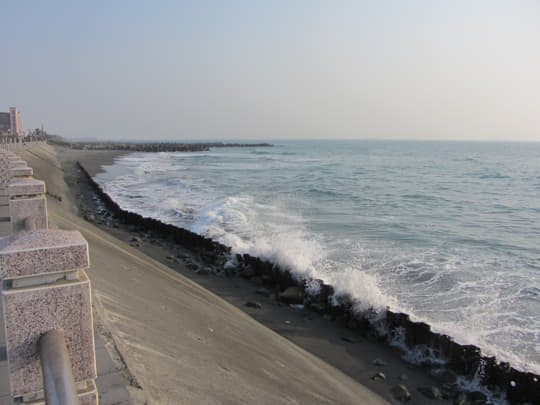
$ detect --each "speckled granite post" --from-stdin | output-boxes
[8,177,48,232]
[0,228,98,404]
[0,229,89,279]
[7,177,45,197]
[5,160,28,186]
[2,273,95,396]
[9,166,33,179]
[0,151,13,187]
[9,197,48,232]
[8,159,26,168]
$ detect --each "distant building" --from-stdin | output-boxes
[0,107,23,138]
[9,107,23,137]
[0,112,10,134]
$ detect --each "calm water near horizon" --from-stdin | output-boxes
[95,140,540,374]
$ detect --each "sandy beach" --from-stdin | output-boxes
[18,142,478,404]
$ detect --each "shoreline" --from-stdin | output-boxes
[50,144,538,404]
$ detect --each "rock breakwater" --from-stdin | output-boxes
[49,138,272,152]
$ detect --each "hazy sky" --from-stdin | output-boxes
[2,1,539,141]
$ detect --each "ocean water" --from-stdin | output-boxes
[95,140,540,374]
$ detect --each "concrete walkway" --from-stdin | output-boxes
[0,188,132,404]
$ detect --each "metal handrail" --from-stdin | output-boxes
[38,330,79,405]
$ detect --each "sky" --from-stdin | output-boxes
[2,1,539,141]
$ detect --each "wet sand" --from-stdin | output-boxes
[20,143,459,404]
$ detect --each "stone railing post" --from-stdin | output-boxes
[7,169,48,233]
[1,153,27,185]
[0,151,17,187]
[0,229,98,404]
[0,152,98,404]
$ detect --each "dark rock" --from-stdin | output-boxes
[240,266,256,278]
[433,369,458,384]
[418,386,443,400]
[341,336,361,344]
[399,374,408,381]
[278,286,304,304]
[224,267,236,277]
[505,369,540,404]
[245,301,262,309]
[453,392,468,405]
[307,302,327,314]
[196,268,209,275]
[391,384,412,402]
[440,387,458,400]
[347,318,359,330]
[235,254,244,265]
[372,372,386,381]
[467,391,486,402]
[255,288,271,297]
[373,358,387,367]
[323,314,333,321]
[250,276,264,285]
[335,314,349,328]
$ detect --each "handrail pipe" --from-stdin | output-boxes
[38,330,80,405]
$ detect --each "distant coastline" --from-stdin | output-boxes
[47,136,273,152]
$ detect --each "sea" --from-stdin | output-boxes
[94,140,540,375]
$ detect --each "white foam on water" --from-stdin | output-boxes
[190,194,394,315]
[376,249,540,375]
[327,266,393,315]
[389,328,511,404]
[454,360,509,404]
[191,195,323,275]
